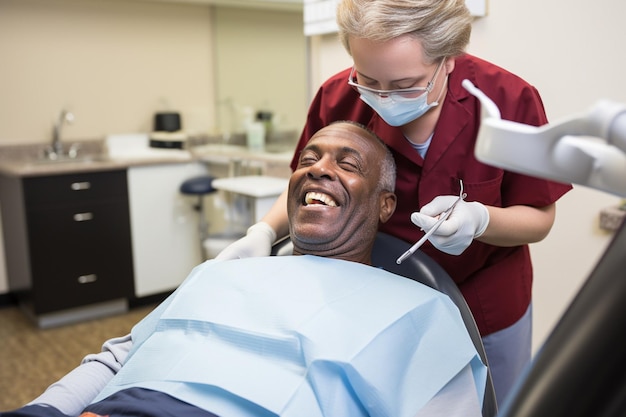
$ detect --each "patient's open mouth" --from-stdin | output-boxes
[304,192,338,207]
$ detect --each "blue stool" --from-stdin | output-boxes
[180,175,217,259]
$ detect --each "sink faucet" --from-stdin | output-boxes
[51,109,74,157]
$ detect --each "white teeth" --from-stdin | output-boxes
[304,192,337,207]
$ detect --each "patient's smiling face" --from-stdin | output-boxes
[288,122,396,264]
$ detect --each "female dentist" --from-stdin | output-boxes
[217,0,572,407]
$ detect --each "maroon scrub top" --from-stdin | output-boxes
[290,53,572,336]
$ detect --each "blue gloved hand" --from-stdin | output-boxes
[410,196,489,255]
[214,222,277,260]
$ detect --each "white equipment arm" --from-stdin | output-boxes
[462,79,626,197]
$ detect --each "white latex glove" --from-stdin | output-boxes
[410,196,489,255]
[214,222,277,260]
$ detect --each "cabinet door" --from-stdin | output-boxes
[26,200,134,314]
[127,162,208,297]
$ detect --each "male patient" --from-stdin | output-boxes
[2,121,486,417]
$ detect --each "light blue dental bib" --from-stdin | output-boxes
[93,256,485,417]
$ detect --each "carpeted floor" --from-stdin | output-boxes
[0,303,157,412]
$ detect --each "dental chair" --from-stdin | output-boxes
[271,231,498,417]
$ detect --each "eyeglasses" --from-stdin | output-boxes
[348,58,446,100]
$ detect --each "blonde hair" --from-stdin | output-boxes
[337,0,472,62]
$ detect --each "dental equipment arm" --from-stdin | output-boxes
[462,79,626,197]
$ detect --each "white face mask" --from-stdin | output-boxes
[348,59,447,127]
[358,87,436,126]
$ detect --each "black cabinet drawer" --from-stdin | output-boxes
[23,170,128,206]
[26,198,134,314]
[30,262,133,314]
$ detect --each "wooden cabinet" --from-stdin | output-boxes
[0,170,134,327]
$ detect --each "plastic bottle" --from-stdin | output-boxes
[246,120,265,152]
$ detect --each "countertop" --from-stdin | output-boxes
[0,153,195,177]
[192,143,293,165]
[0,143,294,178]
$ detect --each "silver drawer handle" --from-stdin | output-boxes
[77,274,97,284]
[71,181,91,191]
[73,212,94,222]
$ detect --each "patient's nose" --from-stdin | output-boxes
[307,156,336,180]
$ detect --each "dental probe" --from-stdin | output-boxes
[396,181,467,265]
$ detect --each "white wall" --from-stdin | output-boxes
[306,0,625,353]
[213,7,307,134]
[0,0,216,144]
[0,0,307,144]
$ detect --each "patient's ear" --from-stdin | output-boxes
[379,192,397,224]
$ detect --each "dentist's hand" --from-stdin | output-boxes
[214,222,277,260]
[410,196,490,255]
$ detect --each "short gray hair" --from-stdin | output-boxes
[337,0,472,62]
[332,120,396,193]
